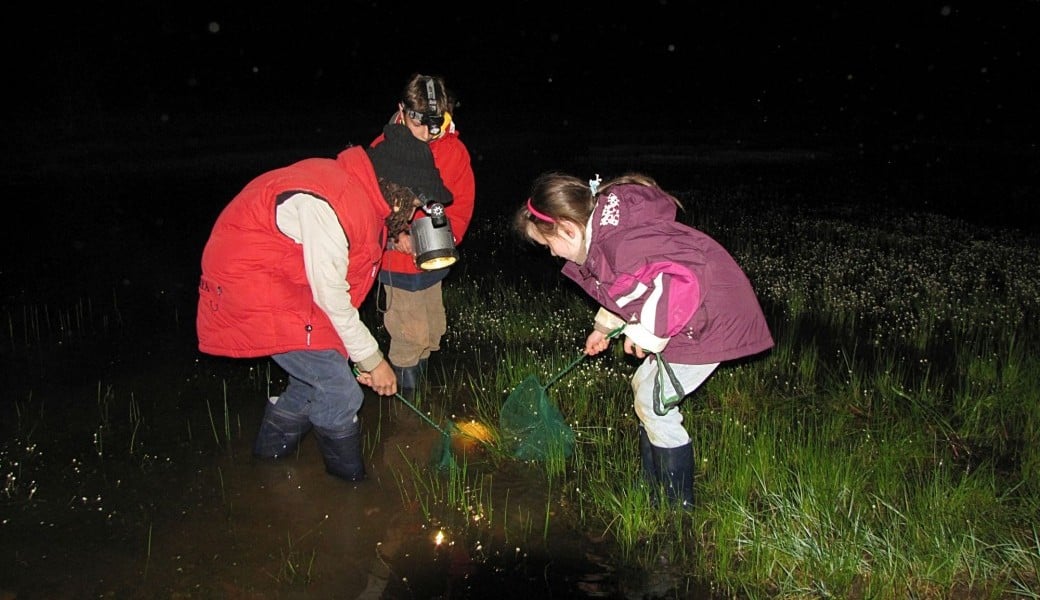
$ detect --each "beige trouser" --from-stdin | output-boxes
[382,282,446,368]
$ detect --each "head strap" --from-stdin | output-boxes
[425,77,439,114]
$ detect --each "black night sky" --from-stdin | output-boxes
[7,1,1039,143]
[1,0,1038,288]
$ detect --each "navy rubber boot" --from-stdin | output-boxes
[314,427,366,482]
[654,441,695,511]
[638,425,656,486]
[253,400,312,459]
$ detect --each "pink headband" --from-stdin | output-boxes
[526,197,555,223]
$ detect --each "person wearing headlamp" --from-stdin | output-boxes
[370,73,476,402]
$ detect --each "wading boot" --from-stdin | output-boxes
[638,425,658,501]
[253,398,311,459]
[654,441,695,512]
[314,427,366,482]
[392,363,422,403]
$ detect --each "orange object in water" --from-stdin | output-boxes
[452,420,493,453]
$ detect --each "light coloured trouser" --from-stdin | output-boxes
[632,358,719,448]
[383,282,446,368]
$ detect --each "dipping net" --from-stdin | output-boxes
[499,327,623,462]
[499,373,576,462]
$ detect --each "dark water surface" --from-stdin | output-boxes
[2,111,1036,598]
[2,340,688,598]
[0,115,725,599]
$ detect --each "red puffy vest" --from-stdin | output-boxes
[197,146,388,359]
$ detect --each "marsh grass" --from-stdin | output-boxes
[430,194,1040,598]
[500,487,535,545]
[391,446,510,549]
[3,180,1038,598]
[266,523,323,587]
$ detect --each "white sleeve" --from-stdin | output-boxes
[277,193,382,366]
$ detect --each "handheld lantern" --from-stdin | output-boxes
[411,199,458,270]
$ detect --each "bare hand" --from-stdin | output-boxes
[584,330,609,356]
[395,232,414,254]
[358,360,398,396]
[623,337,647,359]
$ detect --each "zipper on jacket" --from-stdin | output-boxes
[305,324,312,346]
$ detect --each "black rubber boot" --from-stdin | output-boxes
[314,427,366,482]
[253,401,312,459]
[393,363,422,402]
[654,441,695,511]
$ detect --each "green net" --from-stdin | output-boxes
[500,327,623,462]
[499,374,576,462]
[429,421,457,471]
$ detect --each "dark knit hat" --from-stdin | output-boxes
[366,124,452,206]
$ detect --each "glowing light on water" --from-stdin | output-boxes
[434,530,446,546]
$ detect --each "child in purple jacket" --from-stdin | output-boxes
[515,171,774,510]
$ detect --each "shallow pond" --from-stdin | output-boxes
[3,116,1034,598]
[1,329,713,598]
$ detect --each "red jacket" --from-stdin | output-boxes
[372,126,475,274]
[197,146,388,359]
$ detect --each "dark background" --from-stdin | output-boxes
[6,1,1039,144]
[2,1,1038,304]
[0,6,1037,596]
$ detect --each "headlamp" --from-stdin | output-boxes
[402,76,448,139]
[405,108,446,138]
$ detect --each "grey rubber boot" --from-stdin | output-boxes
[653,441,695,511]
[314,427,366,482]
[253,401,312,459]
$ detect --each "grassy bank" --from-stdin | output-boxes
[430,188,1040,598]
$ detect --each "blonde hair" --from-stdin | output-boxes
[515,172,682,242]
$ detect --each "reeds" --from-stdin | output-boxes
[427,194,1040,598]
[265,520,326,586]
[3,185,1037,597]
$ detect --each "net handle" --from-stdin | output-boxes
[394,391,452,436]
[351,365,452,436]
[543,325,625,389]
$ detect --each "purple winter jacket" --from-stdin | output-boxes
[561,183,774,365]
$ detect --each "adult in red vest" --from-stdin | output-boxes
[370,73,476,400]
[197,123,450,482]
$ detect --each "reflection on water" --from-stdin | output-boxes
[0,135,734,598]
[0,348,714,598]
